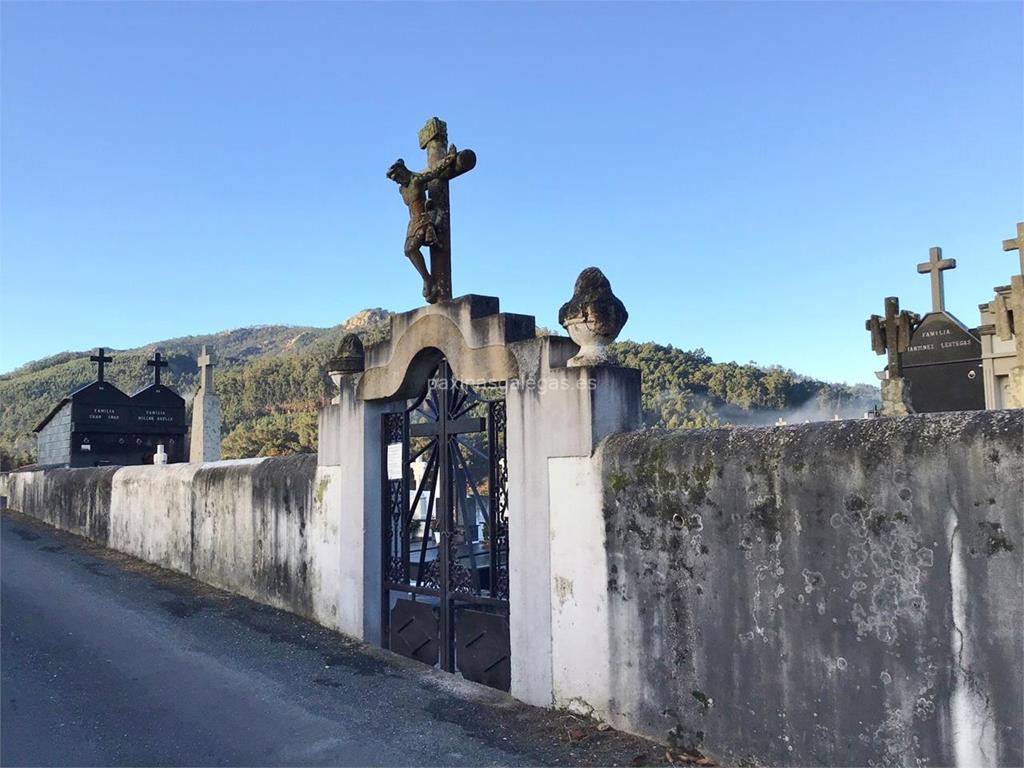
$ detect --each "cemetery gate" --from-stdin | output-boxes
[380,357,511,691]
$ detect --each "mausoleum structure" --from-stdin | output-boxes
[977,222,1024,408]
[978,284,1020,408]
[867,229,1024,414]
[33,348,187,467]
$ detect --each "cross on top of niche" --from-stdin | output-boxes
[147,350,168,386]
[90,347,113,382]
[916,246,956,313]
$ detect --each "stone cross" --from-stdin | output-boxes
[866,296,917,377]
[90,347,112,382]
[1001,221,1024,274]
[418,117,476,303]
[147,350,168,386]
[190,344,222,463]
[916,246,956,313]
[197,345,216,394]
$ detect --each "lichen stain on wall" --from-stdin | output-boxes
[598,411,1022,768]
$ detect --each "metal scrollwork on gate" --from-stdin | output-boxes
[381,358,511,690]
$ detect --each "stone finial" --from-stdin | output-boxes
[328,334,365,375]
[558,267,628,367]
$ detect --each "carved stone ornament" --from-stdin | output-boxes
[558,267,628,367]
[328,334,365,376]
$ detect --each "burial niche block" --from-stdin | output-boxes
[901,312,984,412]
[34,348,188,467]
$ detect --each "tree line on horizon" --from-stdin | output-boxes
[0,319,877,469]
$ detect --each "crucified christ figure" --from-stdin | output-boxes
[386,146,459,303]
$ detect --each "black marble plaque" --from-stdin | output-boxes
[904,360,985,413]
[902,312,981,367]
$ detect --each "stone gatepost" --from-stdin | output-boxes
[317,291,641,706]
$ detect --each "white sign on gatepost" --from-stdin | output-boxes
[386,443,403,480]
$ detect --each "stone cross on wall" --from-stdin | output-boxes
[1001,221,1024,274]
[197,345,216,394]
[147,350,168,386]
[916,246,956,313]
[90,347,113,382]
[387,117,477,304]
[866,296,918,377]
[866,296,919,415]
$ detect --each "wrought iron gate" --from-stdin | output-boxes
[381,358,510,691]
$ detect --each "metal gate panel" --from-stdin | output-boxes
[456,609,511,691]
[389,599,439,666]
[381,358,511,691]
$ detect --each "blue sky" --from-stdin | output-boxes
[2,1,1021,384]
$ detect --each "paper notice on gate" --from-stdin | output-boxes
[387,443,403,480]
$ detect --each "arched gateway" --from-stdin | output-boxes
[318,294,641,700]
[381,358,511,689]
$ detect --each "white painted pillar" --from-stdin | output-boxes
[505,336,641,707]
[321,376,400,645]
[549,454,612,717]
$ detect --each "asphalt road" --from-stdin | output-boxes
[1,511,659,767]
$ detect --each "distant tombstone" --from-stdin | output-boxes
[901,312,984,412]
[879,245,985,413]
[189,345,222,462]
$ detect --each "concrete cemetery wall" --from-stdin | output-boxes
[550,409,1023,767]
[3,409,1020,767]
[2,455,343,631]
[5,466,118,542]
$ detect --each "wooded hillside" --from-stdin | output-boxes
[0,311,876,468]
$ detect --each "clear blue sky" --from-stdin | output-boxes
[2,1,1021,384]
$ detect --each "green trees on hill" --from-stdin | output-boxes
[217,353,332,457]
[0,322,876,466]
[609,340,876,428]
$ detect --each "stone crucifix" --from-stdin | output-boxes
[387,117,476,304]
[916,246,956,313]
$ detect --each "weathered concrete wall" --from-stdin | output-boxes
[552,410,1023,767]
[192,455,319,621]
[5,466,117,542]
[2,455,341,631]
[110,464,199,573]
[5,409,1020,766]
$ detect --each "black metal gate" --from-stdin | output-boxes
[381,358,511,691]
